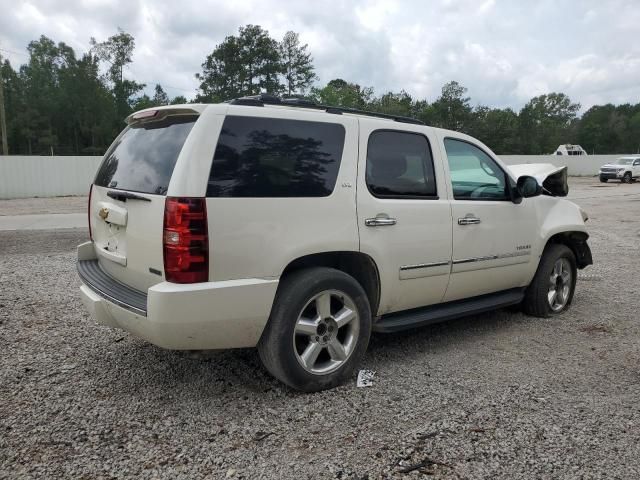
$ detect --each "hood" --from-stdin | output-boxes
[601,163,627,168]
[508,163,569,197]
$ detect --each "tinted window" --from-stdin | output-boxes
[444,138,508,200]
[95,115,197,195]
[366,130,437,198]
[207,116,345,197]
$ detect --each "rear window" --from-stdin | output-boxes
[207,116,346,197]
[94,115,197,195]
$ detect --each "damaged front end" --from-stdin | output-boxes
[508,164,569,197]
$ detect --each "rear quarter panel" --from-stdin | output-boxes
[195,106,360,281]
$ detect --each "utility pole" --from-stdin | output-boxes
[0,53,8,155]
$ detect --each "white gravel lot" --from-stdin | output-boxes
[1,179,639,479]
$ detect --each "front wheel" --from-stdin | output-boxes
[258,267,372,392]
[622,172,632,183]
[599,176,608,183]
[522,244,577,318]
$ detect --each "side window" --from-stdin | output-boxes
[207,116,345,197]
[634,160,640,166]
[443,138,508,200]
[366,130,437,198]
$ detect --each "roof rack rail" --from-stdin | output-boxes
[229,94,425,125]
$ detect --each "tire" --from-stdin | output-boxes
[258,267,372,392]
[599,176,608,183]
[622,172,632,183]
[522,244,577,318]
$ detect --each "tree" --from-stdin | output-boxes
[131,94,154,112]
[309,78,373,108]
[196,25,282,101]
[90,28,144,119]
[368,90,414,117]
[0,57,22,154]
[430,81,473,131]
[470,107,520,154]
[170,95,188,105]
[152,84,169,106]
[279,31,317,96]
[519,93,580,154]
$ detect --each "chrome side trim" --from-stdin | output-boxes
[400,261,452,271]
[453,250,531,265]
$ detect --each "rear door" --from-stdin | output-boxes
[357,121,453,315]
[90,111,200,291]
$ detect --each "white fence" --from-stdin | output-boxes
[0,153,630,199]
[499,154,623,177]
[0,156,102,199]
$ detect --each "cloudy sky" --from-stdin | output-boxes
[1,0,639,111]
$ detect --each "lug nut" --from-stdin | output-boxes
[323,335,329,342]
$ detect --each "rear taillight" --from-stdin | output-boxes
[88,184,93,241]
[163,197,208,283]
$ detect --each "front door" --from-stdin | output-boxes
[439,136,537,302]
[357,121,453,316]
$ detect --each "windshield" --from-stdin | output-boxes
[614,158,634,165]
[95,115,198,195]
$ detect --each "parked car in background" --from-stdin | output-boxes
[553,144,587,156]
[599,156,640,183]
[77,95,592,391]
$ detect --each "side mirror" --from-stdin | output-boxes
[517,175,542,198]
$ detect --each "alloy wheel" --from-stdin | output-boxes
[293,290,360,375]
[548,258,572,312]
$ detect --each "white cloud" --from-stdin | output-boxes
[1,0,639,111]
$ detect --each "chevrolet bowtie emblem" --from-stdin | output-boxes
[98,207,109,220]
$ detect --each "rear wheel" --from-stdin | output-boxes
[522,244,577,318]
[623,172,632,183]
[258,267,371,392]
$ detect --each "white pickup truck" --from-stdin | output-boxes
[77,95,592,391]
[599,156,640,183]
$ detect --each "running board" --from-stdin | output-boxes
[373,288,525,333]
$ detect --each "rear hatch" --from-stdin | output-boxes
[90,110,199,291]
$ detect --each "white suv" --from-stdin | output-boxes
[599,156,640,183]
[77,95,592,391]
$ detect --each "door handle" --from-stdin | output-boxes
[365,215,397,227]
[458,215,481,226]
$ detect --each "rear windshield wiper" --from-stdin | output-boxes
[106,190,152,202]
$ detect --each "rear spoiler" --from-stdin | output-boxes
[508,163,569,197]
[125,104,206,125]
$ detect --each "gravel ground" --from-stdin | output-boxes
[1,179,640,479]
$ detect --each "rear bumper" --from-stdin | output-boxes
[77,242,278,349]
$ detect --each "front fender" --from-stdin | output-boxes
[535,197,592,268]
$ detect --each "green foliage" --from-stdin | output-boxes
[309,79,374,109]
[1,30,185,155]
[170,95,188,105]
[196,25,282,101]
[280,31,317,96]
[518,93,581,154]
[152,84,170,106]
[90,28,145,119]
[2,24,639,156]
[430,81,474,131]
